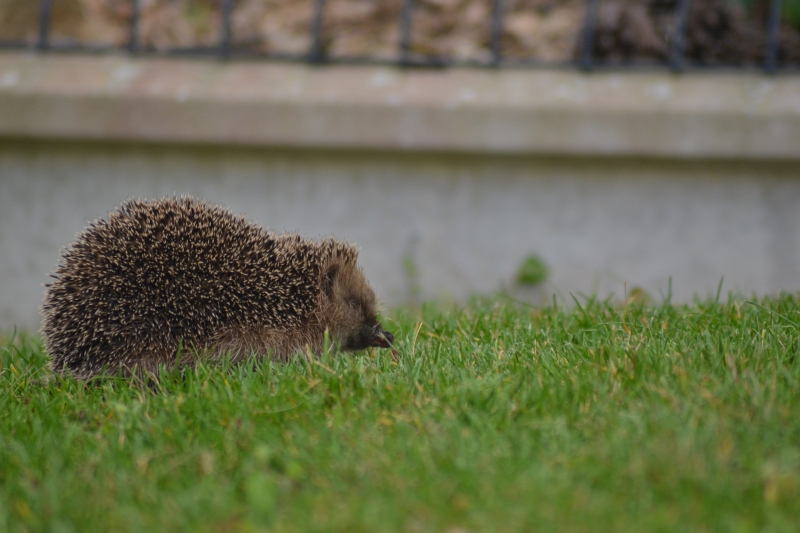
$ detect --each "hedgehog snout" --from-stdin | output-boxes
[369,324,394,348]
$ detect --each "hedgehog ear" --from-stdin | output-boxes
[323,264,339,298]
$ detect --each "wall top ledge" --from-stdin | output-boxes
[1,52,798,159]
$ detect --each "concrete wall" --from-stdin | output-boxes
[1,53,799,331]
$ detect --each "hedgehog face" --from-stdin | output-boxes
[342,322,395,352]
[322,262,394,353]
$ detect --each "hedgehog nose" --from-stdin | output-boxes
[371,327,394,348]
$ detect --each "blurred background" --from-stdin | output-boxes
[0,0,799,331]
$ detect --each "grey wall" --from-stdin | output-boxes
[2,140,799,332]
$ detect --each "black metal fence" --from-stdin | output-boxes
[0,0,794,72]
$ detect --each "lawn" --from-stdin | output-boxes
[1,294,799,532]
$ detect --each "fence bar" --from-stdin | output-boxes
[219,0,235,58]
[490,0,506,65]
[669,0,692,71]
[765,0,782,72]
[128,0,140,53]
[399,0,415,64]
[37,0,53,50]
[309,0,326,62]
[579,0,599,70]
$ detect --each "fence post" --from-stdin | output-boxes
[128,0,140,53]
[579,0,599,70]
[490,0,506,66]
[220,0,236,59]
[37,0,53,51]
[399,0,415,65]
[669,0,692,71]
[309,0,326,63]
[765,0,783,72]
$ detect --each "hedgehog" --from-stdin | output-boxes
[40,196,394,380]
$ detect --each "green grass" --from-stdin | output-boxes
[2,294,800,533]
